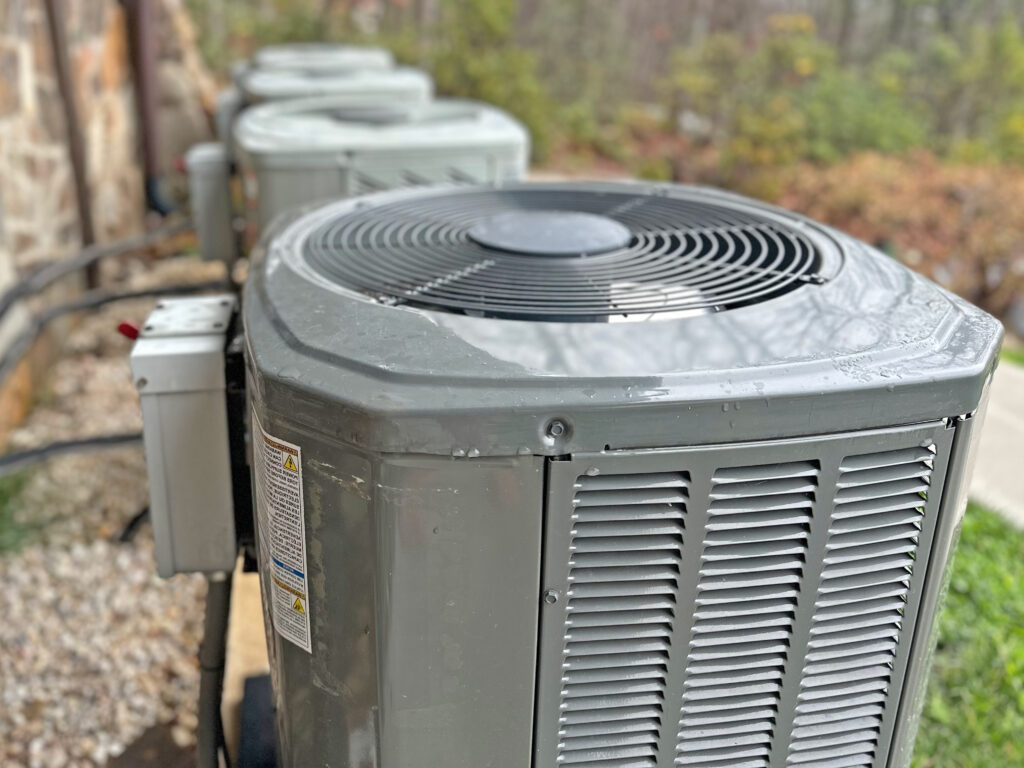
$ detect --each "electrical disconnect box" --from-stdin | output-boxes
[130,295,238,577]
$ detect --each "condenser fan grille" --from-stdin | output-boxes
[301,188,835,321]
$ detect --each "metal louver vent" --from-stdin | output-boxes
[535,424,953,768]
[353,172,389,197]
[352,167,486,198]
[300,187,840,321]
[558,471,690,766]
[785,446,935,768]
[676,461,819,768]
[447,166,483,184]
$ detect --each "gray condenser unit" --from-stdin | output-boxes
[249,43,394,74]
[242,182,1002,768]
[236,65,432,106]
[197,56,433,263]
[214,44,401,157]
[233,98,528,240]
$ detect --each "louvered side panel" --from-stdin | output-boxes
[785,446,937,768]
[676,461,819,768]
[536,422,953,768]
[353,171,390,196]
[557,472,689,767]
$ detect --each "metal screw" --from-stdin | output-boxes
[543,589,560,605]
[545,419,568,439]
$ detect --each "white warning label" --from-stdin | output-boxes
[252,410,311,653]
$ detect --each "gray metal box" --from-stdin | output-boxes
[243,183,1001,767]
[131,295,237,577]
[185,142,236,265]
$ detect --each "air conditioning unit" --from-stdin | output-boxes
[236,65,432,106]
[214,44,397,155]
[249,42,394,74]
[197,61,432,262]
[233,99,529,240]
[239,182,1001,767]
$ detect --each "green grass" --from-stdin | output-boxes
[1002,345,1024,368]
[913,504,1024,767]
[0,472,30,553]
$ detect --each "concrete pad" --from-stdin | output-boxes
[970,363,1024,528]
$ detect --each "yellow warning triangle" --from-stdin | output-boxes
[292,597,305,615]
[283,454,298,472]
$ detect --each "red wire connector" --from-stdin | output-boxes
[117,320,141,340]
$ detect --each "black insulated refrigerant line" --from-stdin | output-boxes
[0,278,231,390]
[0,219,194,326]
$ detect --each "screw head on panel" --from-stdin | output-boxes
[545,419,570,440]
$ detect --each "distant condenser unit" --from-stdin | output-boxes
[214,44,400,157]
[244,183,1000,768]
[234,99,528,238]
[249,42,394,74]
[236,65,432,105]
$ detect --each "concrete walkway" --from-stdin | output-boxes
[970,362,1024,527]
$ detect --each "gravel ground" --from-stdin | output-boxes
[0,255,228,767]
[0,540,205,766]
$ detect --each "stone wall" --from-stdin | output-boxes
[0,0,214,446]
[0,0,143,271]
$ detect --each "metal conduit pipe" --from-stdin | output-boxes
[123,0,176,216]
[42,0,99,287]
[198,571,233,768]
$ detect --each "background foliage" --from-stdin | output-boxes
[186,0,1024,323]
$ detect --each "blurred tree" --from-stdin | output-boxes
[665,32,744,144]
[178,0,1024,321]
[428,0,553,159]
[800,69,928,162]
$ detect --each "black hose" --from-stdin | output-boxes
[0,219,194,326]
[117,506,151,543]
[198,572,233,768]
[0,432,143,478]
[0,279,233,390]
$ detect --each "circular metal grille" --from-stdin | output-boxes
[301,188,834,321]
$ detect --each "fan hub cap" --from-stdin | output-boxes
[467,211,633,257]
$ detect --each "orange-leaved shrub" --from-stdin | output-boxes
[776,151,1024,318]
